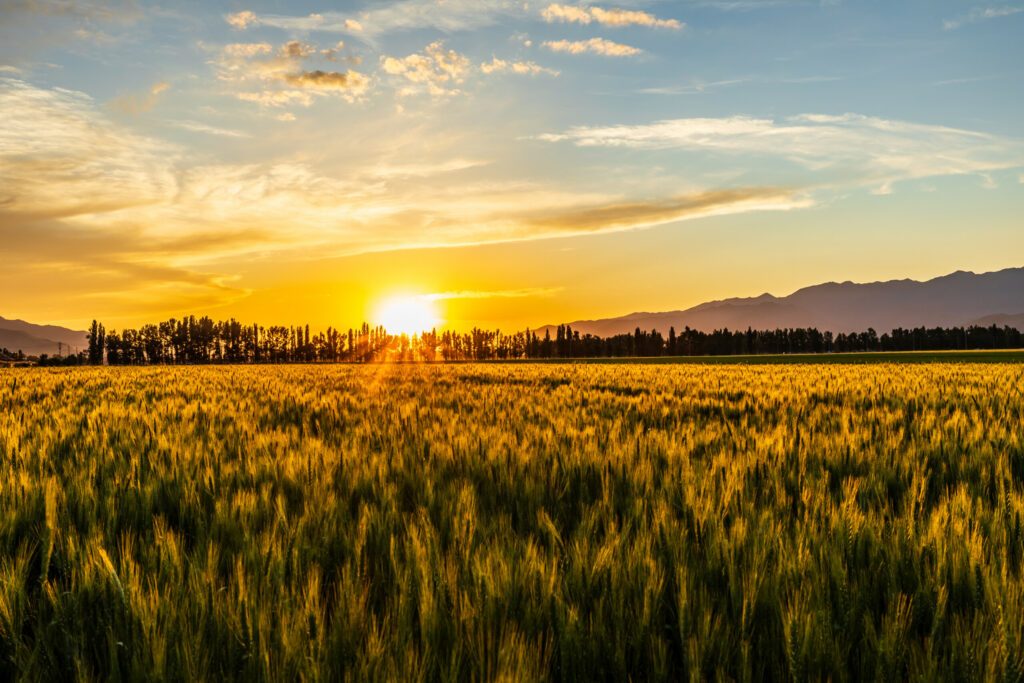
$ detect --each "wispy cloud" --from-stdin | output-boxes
[170,120,250,138]
[481,58,559,77]
[637,75,839,95]
[363,159,488,178]
[931,75,1000,87]
[222,42,273,58]
[109,81,170,114]
[689,0,822,10]
[543,37,642,57]
[515,188,807,237]
[638,79,749,95]
[943,5,1023,30]
[541,3,683,29]
[1,78,176,217]
[1,0,139,21]
[226,0,523,39]
[540,113,1024,193]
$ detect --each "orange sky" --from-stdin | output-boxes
[2,1,1022,332]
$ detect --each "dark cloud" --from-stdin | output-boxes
[283,69,369,91]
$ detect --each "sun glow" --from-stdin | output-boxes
[374,296,441,335]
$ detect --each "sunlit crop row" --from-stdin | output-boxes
[1,363,1023,681]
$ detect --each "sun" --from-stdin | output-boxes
[374,295,440,336]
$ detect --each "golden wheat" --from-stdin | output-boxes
[1,363,1022,681]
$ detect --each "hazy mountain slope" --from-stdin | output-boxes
[541,268,1024,336]
[0,316,89,356]
[971,312,1024,329]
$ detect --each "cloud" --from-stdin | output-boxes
[214,39,369,106]
[943,5,1023,30]
[0,78,818,324]
[381,41,470,96]
[0,78,176,217]
[283,69,369,98]
[542,4,683,29]
[0,0,138,21]
[543,38,642,57]
[109,81,170,114]
[539,113,1024,192]
[515,189,806,237]
[170,120,250,138]
[225,10,257,30]
[688,0,821,9]
[0,79,250,316]
[364,159,488,178]
[235,90,314,108]
[638,78,749,95]
[0,214,257,321]
[279,40,315,59]
[222,42,273,58]
[424,287,563,301]
[233,1,522,39]
[481,58,559,76]
[320,41,357,62]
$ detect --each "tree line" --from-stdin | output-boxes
[52,316,1024,365]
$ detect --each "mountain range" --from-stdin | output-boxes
[0,316,89,357]
[4,267,1023,355]
[540,267,1024,337]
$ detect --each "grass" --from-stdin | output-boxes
[1,363,1023,681]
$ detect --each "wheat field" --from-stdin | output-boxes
[1,363,1023,681]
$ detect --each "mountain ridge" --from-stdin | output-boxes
[537,267,1024,337]
[0,316,89,356]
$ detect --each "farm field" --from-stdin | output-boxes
[2,363,1024,681]
[526,349,1024,365]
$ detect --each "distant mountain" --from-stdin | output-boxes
[0,316,89,356]
[540,268,1024,337]
[970,312,1024,329]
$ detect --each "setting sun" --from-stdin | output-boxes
[373,296,440,336]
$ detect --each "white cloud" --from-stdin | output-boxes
[542,4,683,29]
[543,37,642,57]
[540,113,1024,192]
[381,41,470,96]
[225,10,257,30]
[481,58,559,76]
[943,5,1023,30]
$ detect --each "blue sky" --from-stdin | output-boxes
[1,0,1022,329]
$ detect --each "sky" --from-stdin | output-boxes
[1,0,1022,332]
